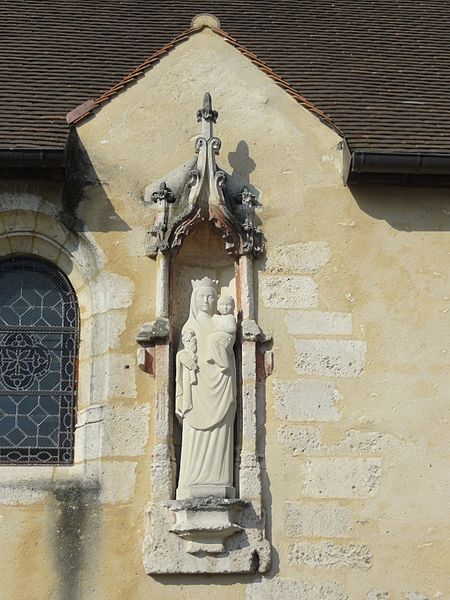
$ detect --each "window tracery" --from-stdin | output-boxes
[0,256,79,464]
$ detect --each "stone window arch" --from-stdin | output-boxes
[0,255,79,464]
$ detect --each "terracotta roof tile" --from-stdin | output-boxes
[1,0,450,153]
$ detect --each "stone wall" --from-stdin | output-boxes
[0,26,448,599]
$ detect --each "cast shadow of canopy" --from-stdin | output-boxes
[350,184,450,232]
[63,130,131,233]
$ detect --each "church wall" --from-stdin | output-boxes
[0,28,448,600]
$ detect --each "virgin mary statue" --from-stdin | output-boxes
[175,277,236,500]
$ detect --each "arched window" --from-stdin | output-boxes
[0,256,79,464]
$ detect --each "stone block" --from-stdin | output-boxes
[90,271,134,313]
[102,403,150,457]
[295,339,367,377]
[286,311,353,336]
[302,458,382,498]
[0,484,47,505]
[91,353,137,404]
[331,429,399,453]
[285,501,352,537]
[0,211,20,234]
[265,241,331,274]
[246,578,348,600]
[0,192,42,214]
[9,234,34,254]
[261,275,318,309]
[278,425,322,454]
[12,210,38,232]
[99,461,137,504]
[34,213,68,246]
[0,236,12,256]
[31,235,61,264]
[74,411,103,463]
[91,310,127,355]
[0,467,51,505]
[289,541,372,569]
[273,379,341,422]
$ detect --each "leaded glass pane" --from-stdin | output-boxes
[0,257,78,464]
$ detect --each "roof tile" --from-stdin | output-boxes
[1,0,449,153]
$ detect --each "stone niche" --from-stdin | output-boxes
[137,94,271,574]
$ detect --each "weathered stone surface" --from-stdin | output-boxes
[0,192,43,214]
[278,425,322,455]
[143,500,271,574]
[0,483,47,505]
[295,339,367,377]
[302,458,382,498]
[91,310,127,354]
[405,594,430,600]
[90,271,134,313]
[102,404,150,457]
[265,241,332,274]
[289,541,372,569]
[332,430,399,453]
[286,310,353,336]
[74,405,104,462]
[367,589,390,600]
[285,501,352,537]
[246,577,348,600]
[91,353,137,404]
[261,275,318,309]
[273,379,341,422]
[99,461,137,504]
[136,317,170,342]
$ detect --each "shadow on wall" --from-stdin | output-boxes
[228,140,256,185]
[350,184,450,232]
[226,140,260,205]
[64,129,131,233]
[50,480,101,600]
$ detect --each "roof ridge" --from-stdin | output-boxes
[66,23,341,135]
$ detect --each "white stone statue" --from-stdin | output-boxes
[175,278,237,499]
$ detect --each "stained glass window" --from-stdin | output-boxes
[0,256,79,464]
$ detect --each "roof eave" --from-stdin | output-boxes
[343,139,450,187]
[0,148,65,171]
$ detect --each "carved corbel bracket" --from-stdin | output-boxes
[241,319,273,380]
[136,317,170,374]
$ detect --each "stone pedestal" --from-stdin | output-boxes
[168,497,245,554]
[143,497,270,574]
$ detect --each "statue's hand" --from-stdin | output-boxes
[178,350,198,371]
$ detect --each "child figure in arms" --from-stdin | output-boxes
[179,328,198,384]
[207,295,236,372]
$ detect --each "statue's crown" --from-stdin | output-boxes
[192,277,218,289]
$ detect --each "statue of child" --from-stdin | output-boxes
[178,328,198,384]
[207,295,236,372]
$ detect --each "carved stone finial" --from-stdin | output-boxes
[144,95,264,258]
[197,92,218,124]
[151,181,175,204]
[191,13,221,29]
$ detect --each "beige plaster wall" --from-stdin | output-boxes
[0,27,449,600]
